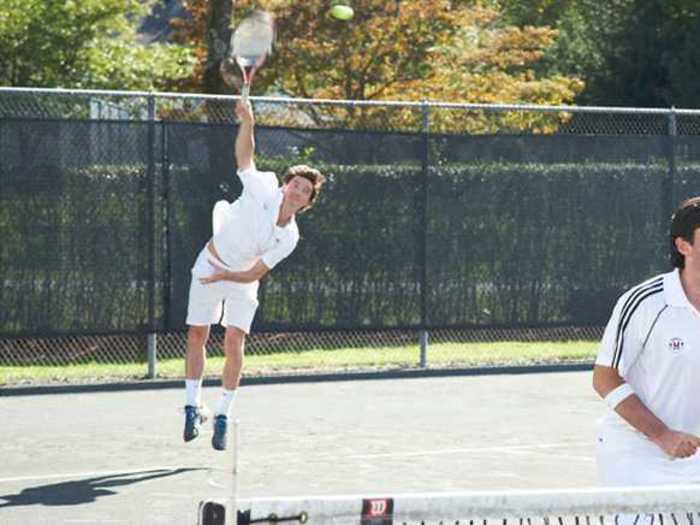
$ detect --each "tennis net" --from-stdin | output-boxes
[235,485,700,525]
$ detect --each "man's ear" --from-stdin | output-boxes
[675,236,693,257]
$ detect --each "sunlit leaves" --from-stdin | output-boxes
[173,0,585,131]
[0,0,196,90]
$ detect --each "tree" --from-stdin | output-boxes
[589,0,700,108]
[497,1,628,103]
[0,0,195,90]
[171,0,236,95]
[500,0,700,108]
[172,0,297,97]
[173,0,583,132]
[666,5,700,108]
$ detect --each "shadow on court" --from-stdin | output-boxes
[0,373,601,523]
[0,467,200,509]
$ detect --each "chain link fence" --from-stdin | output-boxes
[0,326,603,384]
[2,87,700,384]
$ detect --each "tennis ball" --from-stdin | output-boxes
[329,4,354,20]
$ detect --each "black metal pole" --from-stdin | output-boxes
[146,95,157,377]
[161,120,171,333]
[419,102,430,367]
[665,108,677,254]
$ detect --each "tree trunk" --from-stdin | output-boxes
[192,0,238,267]
[204,0,234,98]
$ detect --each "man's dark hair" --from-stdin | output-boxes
[670,196,700,268]
[283,165,326,212]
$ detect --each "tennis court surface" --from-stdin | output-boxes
[2,370,607,524]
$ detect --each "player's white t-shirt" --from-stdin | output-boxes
[596,269,700,484]
[211,167,299,272]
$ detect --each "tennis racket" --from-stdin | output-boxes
[221,9,275,102]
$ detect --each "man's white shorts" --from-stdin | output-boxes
[185,248,259,333]
[596,423,700,486]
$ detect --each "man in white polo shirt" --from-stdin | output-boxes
[593,196,700,486]
[182,100,326,450]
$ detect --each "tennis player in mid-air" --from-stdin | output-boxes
[182,99,326,450]
[593,196,700,486]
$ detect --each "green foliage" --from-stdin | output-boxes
[1,162,151,333]
[2,149,689,335]
[171,0,582,131]
[592,0,700,107]
[0,0,196,90]
[500,0,700,108]
[0,341,598,381]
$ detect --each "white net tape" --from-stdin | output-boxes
[236,485,700,525]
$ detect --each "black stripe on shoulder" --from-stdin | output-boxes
[613,277,663,347]
[613,277,663,355]
[613,284,664,369]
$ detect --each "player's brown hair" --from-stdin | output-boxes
[283,165,326,212]
[670,196,700,268]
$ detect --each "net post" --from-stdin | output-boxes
[230,418,240,525]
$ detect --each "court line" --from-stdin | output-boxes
[0,443,593,484]
[341,441,591,460]
[0,465,197,484]
[244,441,593,464]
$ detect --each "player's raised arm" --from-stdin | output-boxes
[235,100,255,171]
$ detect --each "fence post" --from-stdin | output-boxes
[419,330,429,368]
[146,93,158,378]
[162,111,171,333]
[147,333,158,378]
[662,107,678,255]
[419,101,430,367]
[664,106,678,212]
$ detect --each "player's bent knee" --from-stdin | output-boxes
[223,337,245,355]
[224,326,246,342]
[187,325,210,347]
[223,328,245,358]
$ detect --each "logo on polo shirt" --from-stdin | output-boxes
[668,337,685,353]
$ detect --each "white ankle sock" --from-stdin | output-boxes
[185,379,202,407]
[215,389,237,418]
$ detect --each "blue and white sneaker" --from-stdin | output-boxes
[211,415,228,451]
[183,405,207,443]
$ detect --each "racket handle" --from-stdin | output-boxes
[241,84,250,104]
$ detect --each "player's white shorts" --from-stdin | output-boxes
[185,248,259,333]
[596,423,700,486]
